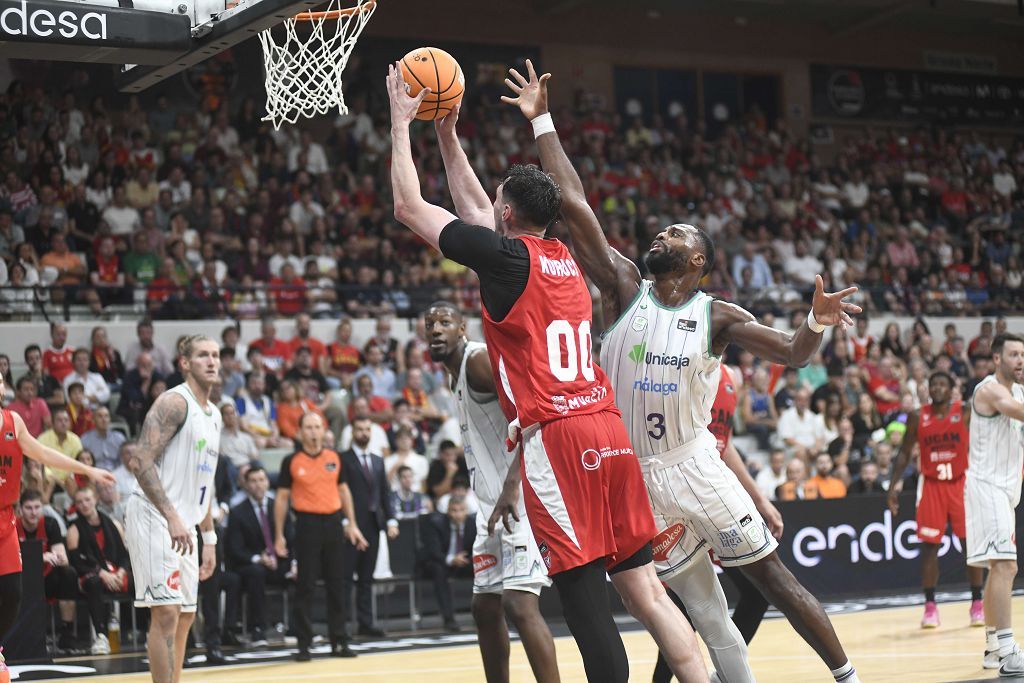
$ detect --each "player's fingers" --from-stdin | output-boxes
[539,73,552,86]
[504,78,523,94]
[413,87,431,105]
[508,68,528,87]
[843,302,864,314]
[833,286,858,300]
[525,58,538,81]
[502,511,513,534]
[499,96,518,106]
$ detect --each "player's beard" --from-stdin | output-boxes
[644,247,688,275]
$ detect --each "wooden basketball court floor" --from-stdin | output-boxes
[36,598,1024,682]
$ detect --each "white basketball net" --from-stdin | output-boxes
[259,0,376,130]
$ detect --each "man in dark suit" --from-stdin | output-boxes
[421,496,475,632]
[341,416,399,637]
[227,464,291,646]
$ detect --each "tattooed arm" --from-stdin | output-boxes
[127,391,192,554]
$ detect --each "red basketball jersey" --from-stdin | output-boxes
[481,236,618,430]
[708,366,738,457]
[917,401,968,480]
[0,409,24,509]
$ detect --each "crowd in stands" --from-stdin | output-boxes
[0,65,1022,321]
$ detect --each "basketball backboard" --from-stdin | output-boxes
[0,0,326,91]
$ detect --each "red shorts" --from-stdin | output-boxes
[520,411,656,575]
[0,506,21,576]
[916,475,966,543]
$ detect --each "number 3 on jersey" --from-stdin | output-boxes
[546,320,595,382]
[647,413,666,440]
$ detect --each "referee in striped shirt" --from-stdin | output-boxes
[274,413,367,661]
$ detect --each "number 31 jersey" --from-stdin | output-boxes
[599,281,720,461]
[917,401,968,481]
[481,236,618,431]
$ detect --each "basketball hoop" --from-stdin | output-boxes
[259,0,376,129]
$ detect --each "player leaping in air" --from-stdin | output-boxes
[388,62,708,682]
[887,370,985,630]
[499,60,862,683]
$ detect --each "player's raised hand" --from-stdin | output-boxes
[434,102,461,140]
[501,58,551,121]
[811,274,861,330]
[387,61,430,128]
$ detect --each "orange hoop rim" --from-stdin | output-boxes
[291,0,374,21]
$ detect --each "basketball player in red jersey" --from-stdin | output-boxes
[887,370,985,629]
[388,64,707,682]
[0,373,115,665]
[653,365,780,682]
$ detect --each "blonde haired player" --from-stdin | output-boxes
[124,335,222,683]
[965,333,1024,676]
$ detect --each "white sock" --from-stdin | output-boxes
[998,628,1016,657]
[831,661,859,682]
[988,626,999,652]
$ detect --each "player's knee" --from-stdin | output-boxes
[471,594,503,627]
[501,591,538,626]
[992,559,1018,577]
[149,606,180,634]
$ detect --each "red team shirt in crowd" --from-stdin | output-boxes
[249,337,292,375]
[915,400,969,543]
[43,346,75,383]
[0,409,25,576]
[707,366,738,457]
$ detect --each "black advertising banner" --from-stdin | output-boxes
[774,492,1024,598]
[811,63,1024,126]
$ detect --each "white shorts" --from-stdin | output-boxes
[125,496,199,612]
[646,447,777,579]
[965,475,1018,568]
[472,507,550,596]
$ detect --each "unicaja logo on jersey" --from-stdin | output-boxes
[628,342,647,363]
[195,438,207,453]
[627,342,690,368]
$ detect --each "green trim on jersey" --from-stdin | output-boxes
[648,288,702,312]
[705,296,721,359]
[600,284,645,339]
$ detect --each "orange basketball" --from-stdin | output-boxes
[400,47,465,121]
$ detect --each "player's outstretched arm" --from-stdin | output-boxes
[435,104,495,229]
[13,411,115,488]
[129,391,192,554]
[712,275,861,365]
[887,410,919,515]
[502,60,640,316]
[388,62,460,250]
[976,381,1024,421]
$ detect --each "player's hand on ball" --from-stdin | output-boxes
[199,543,216,581]
[811,274,861,330]
[387,61,431,128]
[434,103,461,139]
[501,58,551,121]
[167,512,193,555]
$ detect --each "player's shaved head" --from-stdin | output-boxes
[425,301,466,364]
[427,300,462,320]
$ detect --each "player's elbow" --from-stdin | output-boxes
[393,199,413,225]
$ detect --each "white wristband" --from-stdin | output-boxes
[201,530,217,545]
[806,309,827,334]
[531,112,555,138]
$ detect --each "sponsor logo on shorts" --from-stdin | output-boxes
[652,524,686,562]
[4,431,14,440]
[166,570,181,591]
[580,446,633,471]
[514,545,528,572]
[676,319,697,332]
[537,541,551,569]
[739,514,752,527]
[718,527,744,550]
[918,525,941,539]
[473,554,498,574]
[633,377,678,396]
[745,524,764,546]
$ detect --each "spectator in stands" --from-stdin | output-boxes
[117,350,161,433]
[63,349,110,410]
[400,367,443,427]
[755,449,787,502]
[111,442,137,502]
[420,495,474,632]
[426,440,469,501]
[435,476,480,515]
[101,185,140,236]
[776,458,810,501]
[740,368,777,450]
[352,345,397,401]
[276,380,325,441]
[323,318,361,389]
[227,464,291,647]
[246,349,279,396]
[42,322,74,382]
[390,465,432,519]
[16,489,80,651]
[66,383,95,437]
[384,427,429,492]
[364,317,402,373]
[847,460,884,496]
[41,232,87,303]
[66,486,132,655]
[288,313,326,368]
[269,262,307,316]
[88,236,127,309]
[249,317,291,377]
[88,326,124,388]
[9,375,51,437]
[338,396,390,454]
[342,416,399,637]
[777,387,827,461]
[38,408,83,496]
[80,407,125,472]
[236,372,290,449]
[808,452,847,499]
[283,346,330,404]
[123,318,173,376]
[219,348,246,398]
[123,231,160,289]
[219,402,260,471]
[348,374,394,424]
[772,366,800,412]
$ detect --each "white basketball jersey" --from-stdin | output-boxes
[455,342,514,518]
[969,375,1024,502]
[132,383,222,527]
[600,282,720,460]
